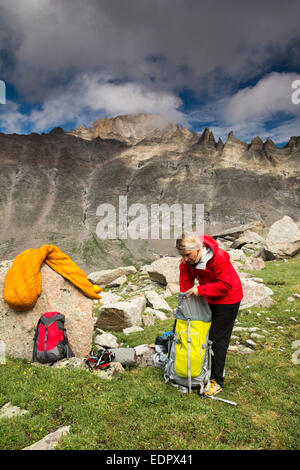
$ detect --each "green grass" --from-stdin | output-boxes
[0,256,299,450]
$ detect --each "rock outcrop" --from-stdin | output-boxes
[263,216,300,259]
[146,257,180,285]
[95,295,146,331]
[88,266,137,288]
[0,261,95,361]
[68,113,177,144]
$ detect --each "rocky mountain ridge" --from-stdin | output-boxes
[0,113,299,271]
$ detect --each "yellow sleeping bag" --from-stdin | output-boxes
[3,244,102,311]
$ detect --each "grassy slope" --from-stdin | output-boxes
[0,257,299,450]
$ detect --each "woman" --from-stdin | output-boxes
[176,232,243,397]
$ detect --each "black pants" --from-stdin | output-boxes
[208,301,241,387]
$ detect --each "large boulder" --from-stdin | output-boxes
[231,230,267,250]
[263,216,300,259]
[0,261,95,361]
[144,290,172,312]
[95,295,146,331]
[212,220,267,240]
[146,257,180,285]
[87,266,137,288]
[240,278,274,309]
[94,331,119,348]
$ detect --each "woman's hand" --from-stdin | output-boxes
[185,286,199,297]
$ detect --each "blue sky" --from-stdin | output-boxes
[0,0,300,146]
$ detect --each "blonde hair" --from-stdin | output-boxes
[176,232,203,252]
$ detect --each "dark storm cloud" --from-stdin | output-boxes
[1,0,300,100]
[0,0,299,141]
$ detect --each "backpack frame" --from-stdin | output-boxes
[153,293,213,395]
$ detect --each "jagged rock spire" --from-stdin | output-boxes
[198,127,217,147]
[216,137,224,151]
[285,135,300,151]
[263,137,277,152]
[248,136,264,152]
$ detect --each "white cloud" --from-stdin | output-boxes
[0,100,25,134]
[1,0,300,101]
[0,73,186,133]
[222,72,300,124]
[188,72,300,143]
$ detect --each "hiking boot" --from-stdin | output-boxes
[204,379,223,397]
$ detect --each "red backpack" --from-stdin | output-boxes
[32,312,74,364]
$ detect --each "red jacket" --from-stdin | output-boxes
[179,235,243,305]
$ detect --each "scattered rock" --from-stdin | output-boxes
[212,220,267,240]
[250,333,265,339]
[240,278,274,309]
[139,264,152,275]
[291,340,300,365]
[23,426,70,450]
[263,216,300,259]
[251,277,264,283]
[94,332,119,348]
[231,230,267,249]
[142,310,155,326]
[144,306,168,321]
[0,402,29,420]
[144,291,172,312]
[123,326,144,335]
[228,345,253,354]
[216,239,233,251]
[95,296,146,331]
[106,274,127,288]
[123,283,139,292]
[238,272,253,279]
[146,257,180,285]
[288,294,300,302]
[88,266,137,288]
[233,326,249,332]
[93,361,125,380]
[246,339,257,348]
[51,357,87,369]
